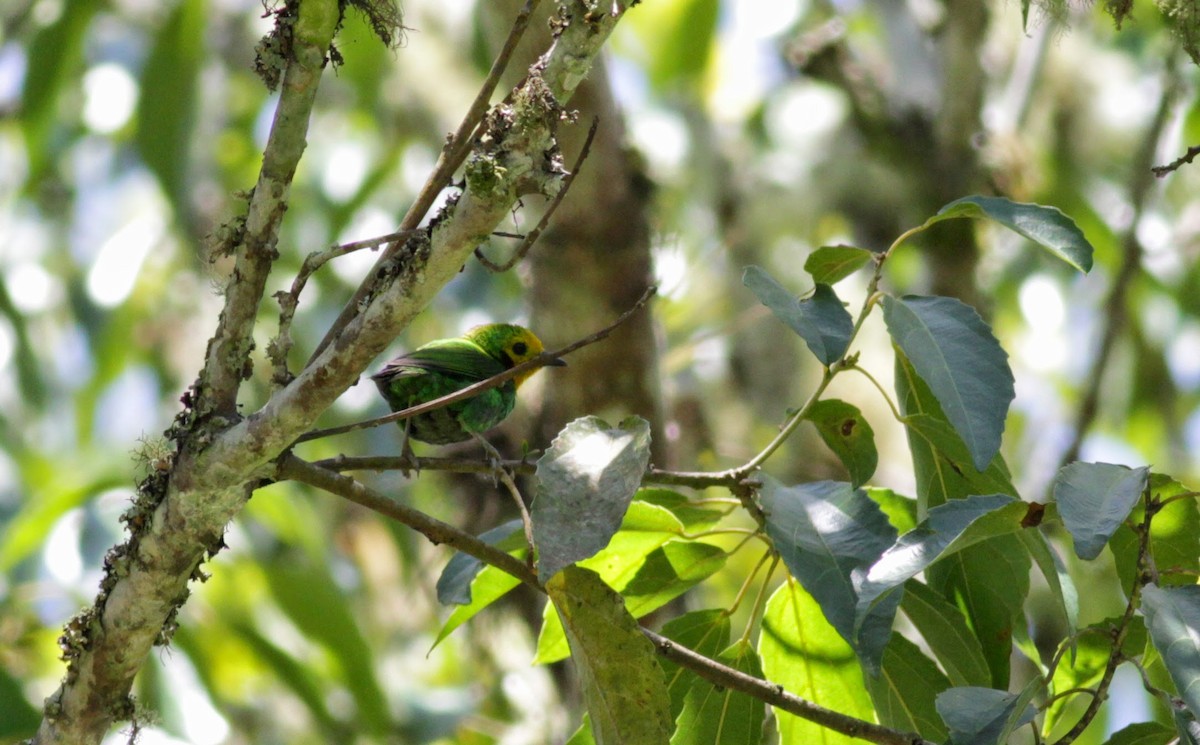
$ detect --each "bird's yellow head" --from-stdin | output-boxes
[465,323,566,388]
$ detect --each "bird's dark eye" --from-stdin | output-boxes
[512,341,528,356]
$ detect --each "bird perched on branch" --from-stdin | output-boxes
[372,323,565,446]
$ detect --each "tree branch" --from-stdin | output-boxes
[307,0,544,364]
[35,4,628,743]
[280,456,931,745]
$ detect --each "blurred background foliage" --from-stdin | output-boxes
[1,0,1199,742]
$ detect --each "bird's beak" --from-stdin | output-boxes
[544,354,567,367]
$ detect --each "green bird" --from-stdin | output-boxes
[371,323,565,445]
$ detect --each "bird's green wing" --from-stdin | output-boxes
[372,338,505,382]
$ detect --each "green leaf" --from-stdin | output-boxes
[435,519,523,605]
[926,536,1029,689]
[857,495,1027,623]
[1018,529,1079,637]
[866,634,950,741]
[547,566,672,745]
[19,0,101,180]
[636,489,728,531]
[759,581,875,744]
[935,683,1038,745]
[1110,474,1200,590]
[658,610,732,720]
[930,196,1094,273]
[867,488,919,534]
[1044,617,1146,737]
[670,640,765,745]
[1142,584,1200,719]
[893,351,1028,689]
[136,0,205,211]
[265,559,390,735]
[0,664,41,740]
[1053,462,1149,560]
[622,541,728,618]
[759,477,899,672]
[1103,722,1177,745]
[224,621,348,741]
[567,715,598,745]
[743,267,853,365]
[884,295,1014,472]
[804,245,874,285]
[623,0,719,92]
[534,416,653,581]
[893,355,1019,510]
[536,502,685,664]
[432,563,522,649]
[900,580,991,688]
[804,399,878,488]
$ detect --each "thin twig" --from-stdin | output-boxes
[269,231,420,388]
[645,628,931,745]
[1152,143,1200,177]
[276,453,542,590]
[476,117,601,272]
[293,285,657,444]
[281,454,931,745]
[310,454,760,492]
[307,0,543,365]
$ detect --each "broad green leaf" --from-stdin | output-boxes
[622,541,728,617]
[1019,529,1079,636]
[1142,584,1200,719]
[265,559,390,735]
[136,0,205,211]
[857,495,1027,623]
[759,580,875,744]
[621,0,719,93]
[930,196,1094,273]
[743,267,853,365]
[432,564,522,649]
[883,295,1014,472]
[927,537,1029,689]
[900,413,1019,500]
[900,580,991,688]
[671,640,765,745]
[935,684,1038,745]
[547,566,672,745]
[894,355,1018,512]
[566,715,598,745]
[760,477,899,672]
[636,488,728,531]
[893,352,1028,688]
[1053,462,1149,560]
[1044,617,1146,737]
[866,634,950,741]
[1103,722,1177,745]
[804,245,874,285]
[658,610,732,720]
[436,519,523,605]
[867,488,918,535]
[20,0,101,179]
[0,664,41,740]
[0,453,128,571]
[1111,474,1200,590]
[223,622,347,741]
[536,502,685,664]
[534,416,653,581]
[804,399,878,488]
